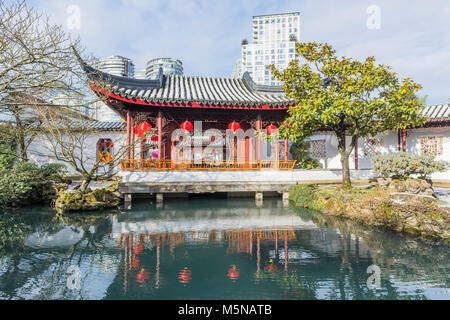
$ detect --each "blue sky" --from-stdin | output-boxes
[30,0,450,104]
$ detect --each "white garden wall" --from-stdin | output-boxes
[26,125,449,183]
[27,132,126,176]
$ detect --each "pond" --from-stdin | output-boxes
[0,198,448,300]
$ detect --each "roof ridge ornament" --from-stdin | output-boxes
[242,71,285,95]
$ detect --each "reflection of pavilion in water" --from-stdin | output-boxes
[118,228,296,290]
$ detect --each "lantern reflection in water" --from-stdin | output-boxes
[265,259,278,273]
[136,268,150,287]
[178,267,192,284]
[132,256,140,269]
[133,244,143,254]
[227,265,240,281]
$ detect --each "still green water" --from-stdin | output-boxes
[0,198,448,300]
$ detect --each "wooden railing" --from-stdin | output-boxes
[120,159,296,171]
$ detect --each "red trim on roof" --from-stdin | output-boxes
[91,84,291,110]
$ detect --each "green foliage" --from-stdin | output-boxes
[269,42,427,143]
[0,124,18,169]
[39,163,67,183]
[289,185,315,208]
[289,141,322,169]
[269,42,428,185]
[372,152,448,179]
[0,145,17,169]
[0,162,68,207]
[291,185,449,240]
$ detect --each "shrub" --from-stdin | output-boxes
[289,184,315,208]
[0,145,17,169]
[39,163,67,183]
[0,162,68,207]
[290,141,322,169]
[372,152,448,179]
[0,124,18,169]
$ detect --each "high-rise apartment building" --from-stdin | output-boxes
[96,55,135,78]
[93,55,135,121]
[234,12,300,86]
[146,58,183,80]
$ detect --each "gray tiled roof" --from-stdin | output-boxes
[87,121,125,130]
[66,120,125,131]
[84,64,292,108]
[422,104,450,122]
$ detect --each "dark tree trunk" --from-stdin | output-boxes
[337,130,356,188]
[14,111,28,162]
[18,134,28,162]
[339,149,351,187]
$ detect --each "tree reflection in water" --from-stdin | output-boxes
[0,199,448,300]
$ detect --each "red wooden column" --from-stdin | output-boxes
[248,137,253,166]
[126,110,131,160]
[256,114,262,162]
[157,111,163,160]
[284,138,289,161]
[130,113,135,160]
[274,138,279,168]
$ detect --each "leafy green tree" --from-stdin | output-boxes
[269,42,428,186]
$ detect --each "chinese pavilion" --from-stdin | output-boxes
[85,64,296,170]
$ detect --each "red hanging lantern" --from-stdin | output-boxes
[178,267,192,284]
[266,124,278,135]
[180,120,193,132]
[151,130,159,142]
[139,122,152,135]
[134,125,144,137]
[227,265,240,281]
[228,121,241,133]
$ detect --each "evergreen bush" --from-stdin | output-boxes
[372,152,448,179]
[289,184,315,208]
[0,162,67,207]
